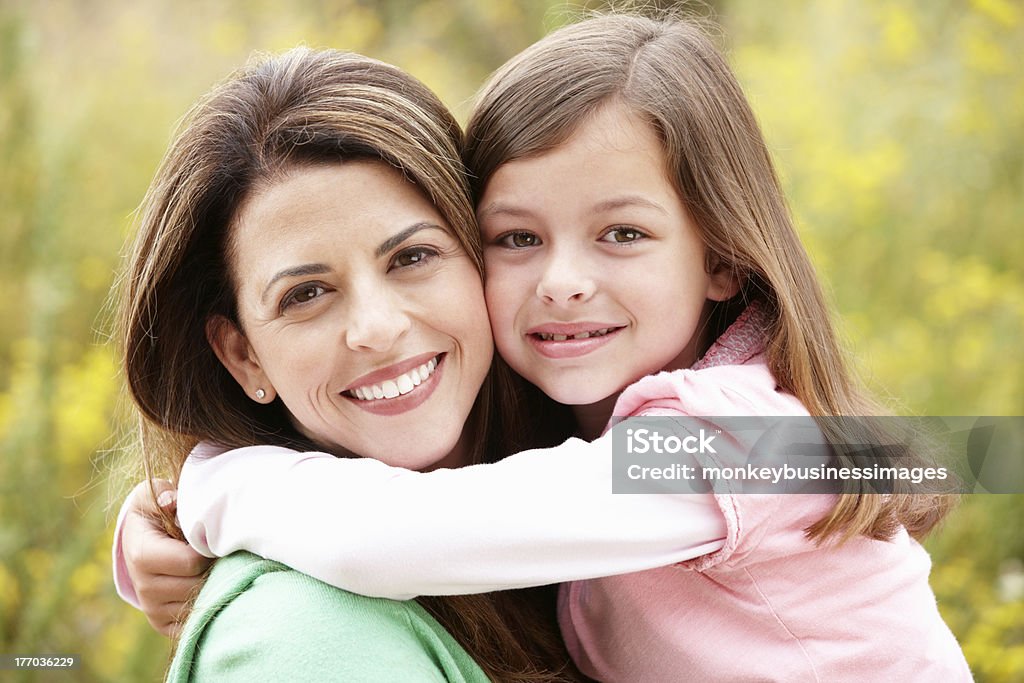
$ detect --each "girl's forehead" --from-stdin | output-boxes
[479,105,672,208]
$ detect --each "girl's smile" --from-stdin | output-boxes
[526,323,626,359]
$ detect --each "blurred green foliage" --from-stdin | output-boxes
[0,0,1020,680]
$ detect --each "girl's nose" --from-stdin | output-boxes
[343,284,412,352]
[535,249,597,305]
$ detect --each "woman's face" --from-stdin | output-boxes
[211,160,493,470]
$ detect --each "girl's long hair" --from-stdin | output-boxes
[465,12,955,543]
[116,47,580,682]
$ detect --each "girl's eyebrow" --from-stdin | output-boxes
[478,196,668,221]
[591,195,668,215]
[476,202,534,221]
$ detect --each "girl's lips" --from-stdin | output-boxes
[526,326,625,359]
[526,322,624,337]
[343,354,446,416]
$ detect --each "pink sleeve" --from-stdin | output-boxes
[176,435,726,600]
[680,493,836,572]
[111,485,141,609]
[611,357,827,572]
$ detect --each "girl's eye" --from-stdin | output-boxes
[391,246,439,270]
[600,227,647,244]
[497,232,541,249]
[281,284,327,312]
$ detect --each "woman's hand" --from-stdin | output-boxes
[122,479,213,637]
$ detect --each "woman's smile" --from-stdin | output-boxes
[342,352,445,415]
[343,351,441,400]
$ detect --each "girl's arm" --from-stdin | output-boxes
[177,424,726,600]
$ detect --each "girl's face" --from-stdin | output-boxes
[478,103,736,407]
[211,161,493,470]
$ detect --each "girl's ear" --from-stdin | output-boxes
[206,315,276,403]
[706,256,742,302]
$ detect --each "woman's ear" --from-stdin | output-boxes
[206,315,276,403]
[706,258,742,302]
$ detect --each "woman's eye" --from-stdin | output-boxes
[601,227,647,244]
[498,232,541,249]
[281,284,326,312]
[391,246,439,269]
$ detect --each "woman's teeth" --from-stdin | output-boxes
[536,327,615,342]
[348,357,438,401]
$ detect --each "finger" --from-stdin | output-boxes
[148,477,176,499]
[145,600,190,623]
[125,515,212,577]
[148,479,180,520]
[163,620,184,639]
[147,602,189,638]
[156,489,177,513]
[136,573,206,607]
[136,536,212,578]
[129,478,175,516]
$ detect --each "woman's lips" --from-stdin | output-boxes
[343,350,440,392]
[525,323,625,359]
[346,356,439,400]
[342,353,445,415]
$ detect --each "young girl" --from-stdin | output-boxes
[116,14,970,681]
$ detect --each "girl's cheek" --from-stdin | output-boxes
[485,274,514,303]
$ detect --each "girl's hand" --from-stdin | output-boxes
[122,479,212,637]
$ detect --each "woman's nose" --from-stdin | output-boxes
[343,284,412,352]
[535,248,597,305]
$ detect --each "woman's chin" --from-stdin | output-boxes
[327,429,467,472]
[377,444,465,471]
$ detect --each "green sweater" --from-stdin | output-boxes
[167,552,491,682]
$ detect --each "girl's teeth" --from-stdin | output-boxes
[538,328,614,341]
[348,356,440,401]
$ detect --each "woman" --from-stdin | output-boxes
[116,46,577,682]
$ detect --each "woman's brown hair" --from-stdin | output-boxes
[465,12,955,544]
[117,47,579,682]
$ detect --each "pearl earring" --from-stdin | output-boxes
[255,388,266,400]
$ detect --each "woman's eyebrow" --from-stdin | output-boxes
[259,223,445,302]
[375,222,444,257]
[261,263,331,303]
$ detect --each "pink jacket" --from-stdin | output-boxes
[559,305,972,681]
